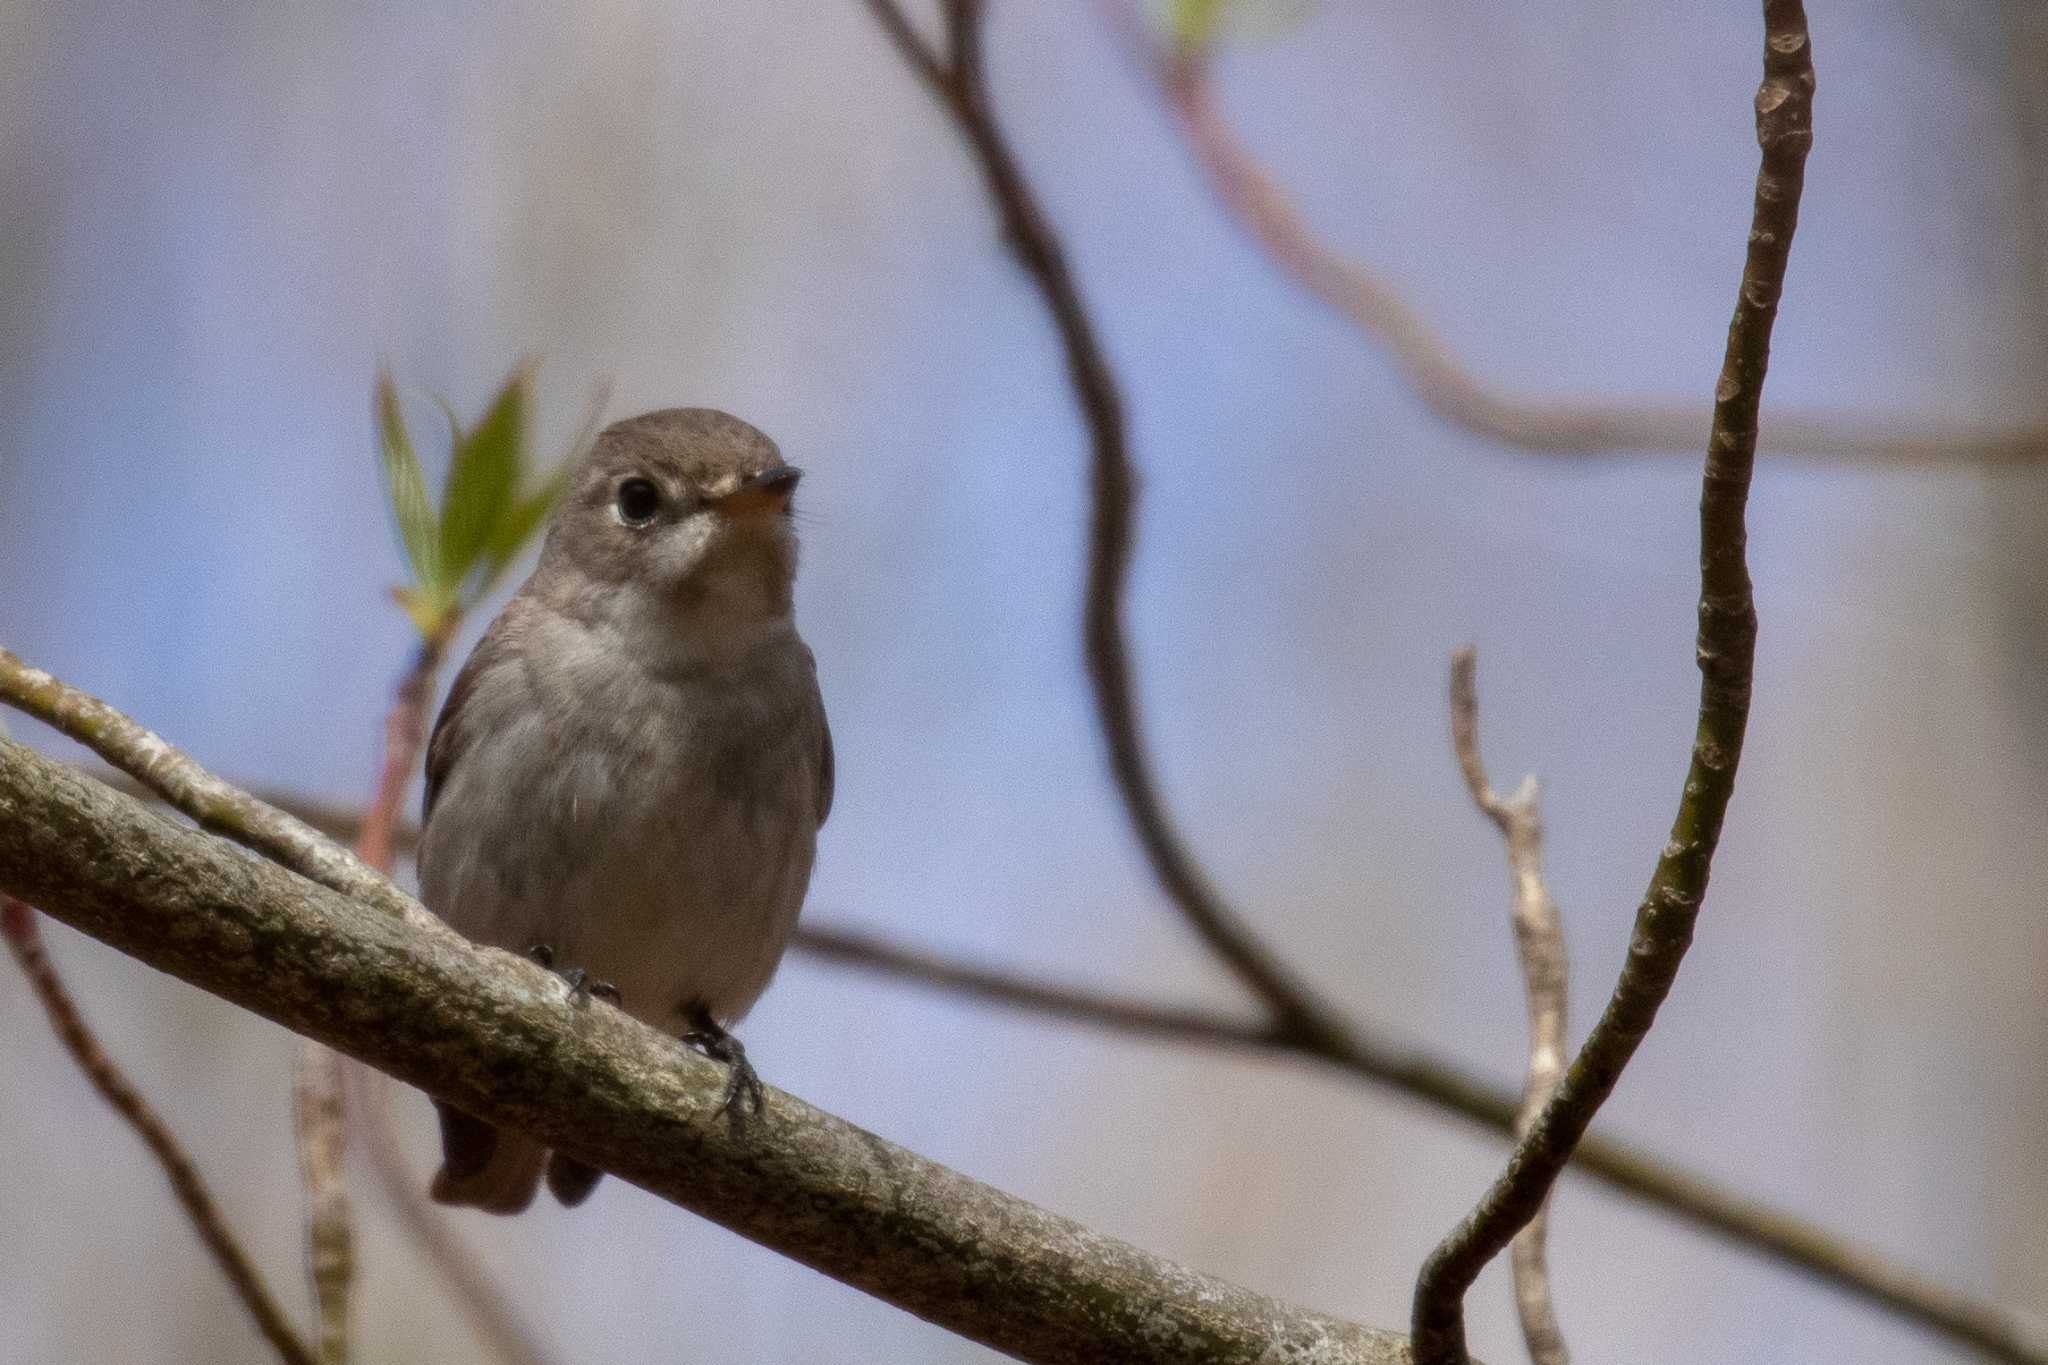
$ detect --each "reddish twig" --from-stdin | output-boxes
[1412,9,1813,1362]
[2,896,318,1365]
[338,635,559,1365]
[1091,1,2048,467]
[295,639,447,1364]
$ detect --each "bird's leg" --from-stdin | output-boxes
[682,1002,765,1121]
[524,943,620,1008]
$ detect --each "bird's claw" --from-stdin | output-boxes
[525,944,619,1009]
[683,1005,765,1123]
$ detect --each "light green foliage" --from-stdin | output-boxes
[1170,0,1229,50]
[1167,0,1316,52]
[374,365,589,643]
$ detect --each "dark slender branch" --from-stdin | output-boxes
[70,777,2048,1360]
[1448,649,1568,1365]
[794,923,1284,1049]
[864,0,1351,1076]
[2,896,318,1365]
[1411,9,1813,1362]
[0,743,1415,1365]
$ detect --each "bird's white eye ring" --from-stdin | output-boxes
[616,477,661,526]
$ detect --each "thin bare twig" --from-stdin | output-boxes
[2,896,318,1365]
[0,647,424,929]
[74,765,2048,1363]
[294,639,449,1365]
[1089,2,2048,467]
[293,1043,354,1365]
[1449,648,1568,1365]
[1412,9,1812,1362]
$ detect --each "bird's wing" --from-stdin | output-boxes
[422,601,528,822]
[813,688,834,829]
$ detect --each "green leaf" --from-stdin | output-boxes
[393,584,459,643]
[1171,0,1228,49]
[477,462,570,596]
[1169,0,1314,50]
[374,368,438,587]
[438,364,529,592]
[473,379,608,599]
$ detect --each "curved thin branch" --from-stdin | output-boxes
[2,896,318,1365]
[1412,10,1811,1362]
[0,742,1415,1365]
[1092,2,2048,466]
[0,647,423,929]
[1449,649,1568,1365]
[864,0,1354,1084]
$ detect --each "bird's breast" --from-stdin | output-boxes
[419,635,824,1029]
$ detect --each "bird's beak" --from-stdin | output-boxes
[716,465,802,518]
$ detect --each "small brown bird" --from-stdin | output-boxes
[417,408,832,1214]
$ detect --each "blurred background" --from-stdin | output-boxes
[3,1,2046,1361]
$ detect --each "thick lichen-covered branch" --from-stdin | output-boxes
[0,741,1414,1365]
[1410,7,1814,1363]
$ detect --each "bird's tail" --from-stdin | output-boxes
[430,1102,547,1216]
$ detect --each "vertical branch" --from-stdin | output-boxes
[3,896,317,1365]
[290,642,438,1365]
[1411,7,1813,1363]
[293,1043,354,1364]
[859,0,1353,1053]
[292,640,445,1365]
[1449,649,1569,1365]
[346,1064,555,1365]
[341,638,560,1365]
[291,637,443,1363]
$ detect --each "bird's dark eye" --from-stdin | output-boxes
[616,477,661,526]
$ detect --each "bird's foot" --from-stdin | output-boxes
[525,943,621,1008]
[682,1003,765,1122]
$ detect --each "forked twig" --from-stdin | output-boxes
[1449,648,1568,1365]
[1411,7,1812,1361]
